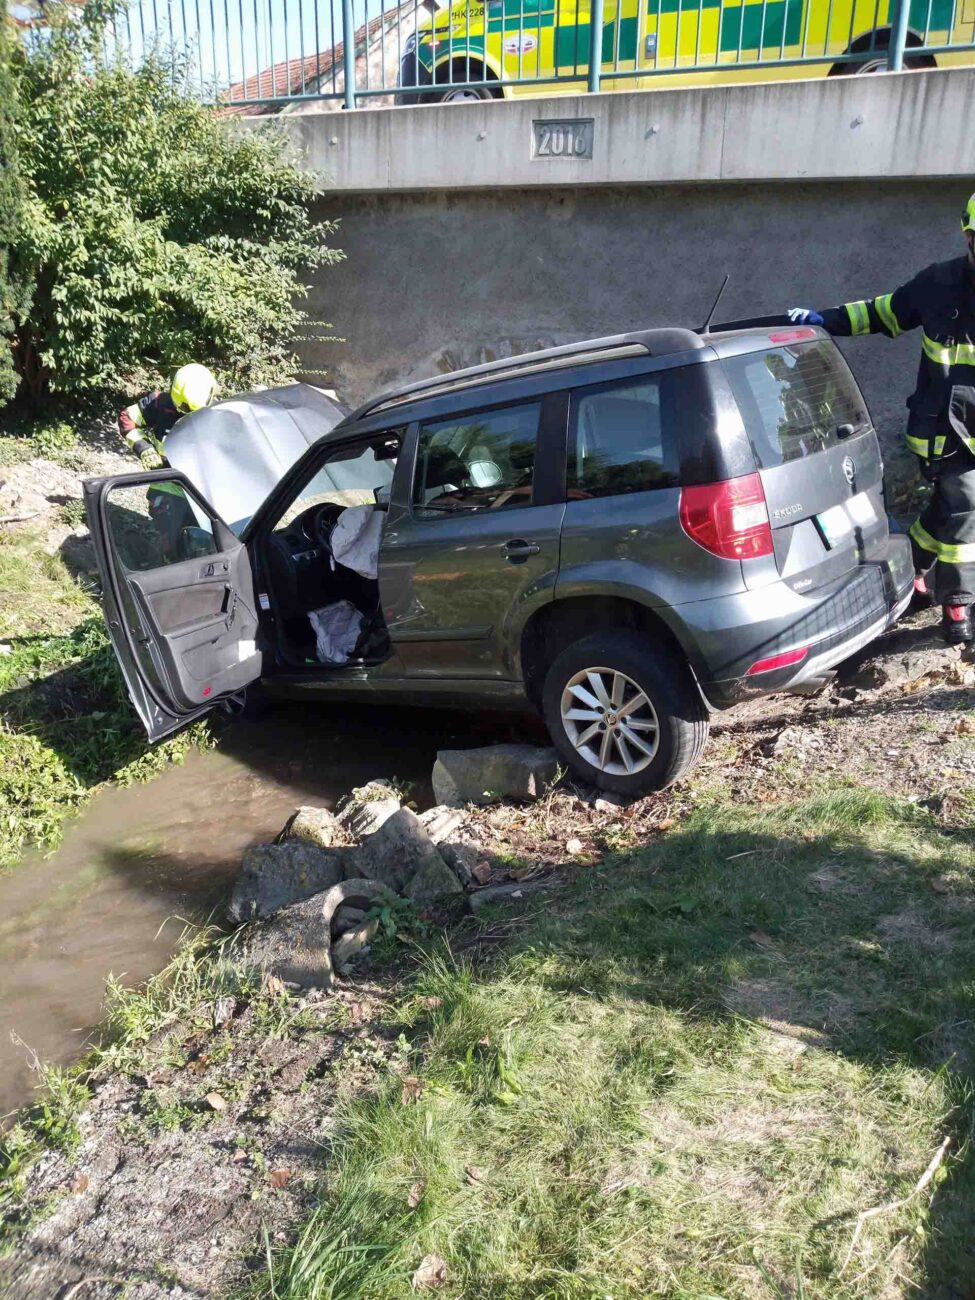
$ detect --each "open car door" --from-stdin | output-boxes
[83,470,263,742]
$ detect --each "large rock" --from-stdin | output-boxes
[849,644,960,692]
[244,878,395,989]
[350,807,459,896]
[404,853,465,907]
[417,806,466,845]
[432,745,561,807]
[228,841,347,923]
[277,805,345,850]
[336,781,403,841]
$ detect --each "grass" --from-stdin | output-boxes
[0,510,211,872]
[254,786,975,1298]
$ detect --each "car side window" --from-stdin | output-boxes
[568,377,678,499]
[412,402,541,518]
[105,480,218,571]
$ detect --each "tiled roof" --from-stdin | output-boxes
[223,0,419,111]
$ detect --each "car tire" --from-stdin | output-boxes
[541,631,709,799]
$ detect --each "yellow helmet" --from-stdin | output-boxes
[171,364,218,414]
[961,193,975,234]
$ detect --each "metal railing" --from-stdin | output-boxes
[109,0,975,110]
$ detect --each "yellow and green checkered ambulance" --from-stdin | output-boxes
[398,0,974,101]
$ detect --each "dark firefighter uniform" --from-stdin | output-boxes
[818,254,975,637]
[117,365,218,559]
[118,390,195,559]
[118,389,182,459]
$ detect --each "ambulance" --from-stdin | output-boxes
[398,0,975,101]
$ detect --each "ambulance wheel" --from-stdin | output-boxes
[434,86,496,102]
[829,33,936,75]
[430,61,502,103]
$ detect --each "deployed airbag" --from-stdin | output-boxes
[330,505,385,580]
[309,601,364,665]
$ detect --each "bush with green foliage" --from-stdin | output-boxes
[7,0,341,405]
[0,0,24,405]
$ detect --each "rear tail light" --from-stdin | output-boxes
[767,327,818,343]
[679,473,774,561]
[746,646,809,676]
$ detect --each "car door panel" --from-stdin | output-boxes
[84,471,262,742]
[378,394,567,680]
[380,504,565,678]
[124,554,259,709]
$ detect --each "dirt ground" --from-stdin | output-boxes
[0,426,133,583]
[1,603,972,1300]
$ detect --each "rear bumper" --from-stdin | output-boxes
[680,537,914,708]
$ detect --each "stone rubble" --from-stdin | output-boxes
[232,744,562,987]
[228,841,347,923]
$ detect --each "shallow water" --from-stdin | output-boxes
[0,699,515,1118]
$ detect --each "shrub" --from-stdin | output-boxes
[0,0,24,405]
[7,1,341,406]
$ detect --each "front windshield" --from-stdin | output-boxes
[275,440,399,530]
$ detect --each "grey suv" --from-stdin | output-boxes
[85,323,913,799]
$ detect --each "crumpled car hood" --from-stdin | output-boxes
[163,383,349,533]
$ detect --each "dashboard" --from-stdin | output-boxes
[267,502,345,614]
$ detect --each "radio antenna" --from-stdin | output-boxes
[700,274,730,335]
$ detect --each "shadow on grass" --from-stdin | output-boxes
[0,620,154,783]
[369,790,974,1298]
[503,804,973,1293]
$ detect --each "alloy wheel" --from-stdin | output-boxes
[560,666,660,776]
[441,87,487,101]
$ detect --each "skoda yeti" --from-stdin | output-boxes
[85,323,913,800]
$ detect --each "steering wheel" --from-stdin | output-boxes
[311,502,344,549]
[266,502,344,617]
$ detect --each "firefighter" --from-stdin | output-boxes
[788,194,975,645]
[118,363,218,464]
[117,363,218,559]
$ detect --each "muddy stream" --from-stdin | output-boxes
[0,701,519,1119]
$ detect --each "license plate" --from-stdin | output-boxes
[817,492,877,549]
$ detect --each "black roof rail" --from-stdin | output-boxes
[346,327,704,423]
[696,314,790,334]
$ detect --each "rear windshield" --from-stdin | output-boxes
[723,341,869,469]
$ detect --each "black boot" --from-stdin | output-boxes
[942,602,974,645]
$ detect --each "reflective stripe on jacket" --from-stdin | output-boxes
[820,256,975,466]
[118,389,185,497]
[118,390,181,454]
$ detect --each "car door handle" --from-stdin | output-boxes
[502,539,540,564]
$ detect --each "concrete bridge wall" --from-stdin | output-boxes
[257,69,975,501]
